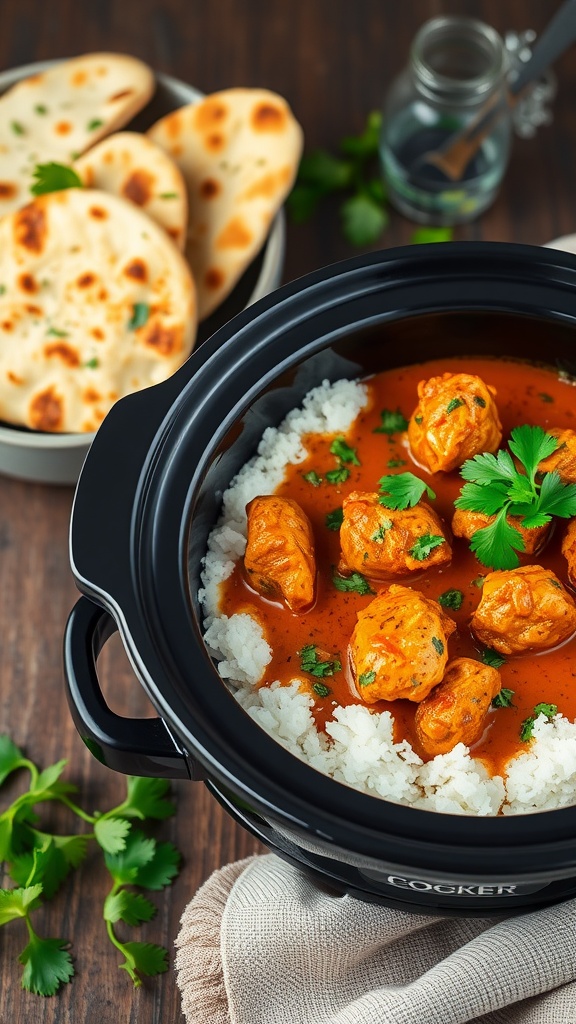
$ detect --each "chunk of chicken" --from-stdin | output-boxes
[471,565,576,655]
[408,372,502,473]
[349,585,456,703]
[538,428,576,484]
[414,658,501,757]
[452,508,550,556]
[339,491,451,579]
[561,518,576,586]
[244,496,316,612]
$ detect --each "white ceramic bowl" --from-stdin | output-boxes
[0,61,285,485]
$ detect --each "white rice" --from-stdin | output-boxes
[199,377,576,815]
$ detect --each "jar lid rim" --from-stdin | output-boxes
[411,15,507,101]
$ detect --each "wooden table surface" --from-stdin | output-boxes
[0,0,574,1020]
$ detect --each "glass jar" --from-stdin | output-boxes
[380,16,512,224]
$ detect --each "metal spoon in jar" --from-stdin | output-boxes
[410,0,576,184]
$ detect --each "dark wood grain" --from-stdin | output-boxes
[0,0,572,1019]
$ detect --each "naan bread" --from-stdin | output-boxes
[147,89,303,319]
[0,188,196,432]
[0,53,154,218]
[75,132,187,249]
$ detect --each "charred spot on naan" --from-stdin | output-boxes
[122,169,154,206]
[77,272,97,288]
[109,89,135,102]
[14,203,47,255]
[44,342,80,367]
[7,371,23,385]
[143,320,183,357]
[124,258,148,282]
[200,178,221,199]
[18,272,39,294]
[89,205,108,220]
[216,216,253,250]
[29,387,64,431]
[194,99,228,132]
[0,182,18,199]
[240,167,292,201]
[204,267,225,291]
[251,101,287,132]
[204,133,226,154]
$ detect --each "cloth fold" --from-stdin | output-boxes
[176,854,576,1024]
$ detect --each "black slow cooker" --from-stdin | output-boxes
[64,242,576,916]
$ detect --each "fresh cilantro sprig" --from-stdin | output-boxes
[455,425,576,570]
[287,111,389,246]
[299,644,341,678]
[0,736,181,996]
[492,688,515,709]
[409,534,445,561]
[325,507,344,531]
[520,702,558,741]
[30,162,83,196]
[331,569,375,596]
[373,408,408,435]
[378,472,436,510]
[438,589,464,610]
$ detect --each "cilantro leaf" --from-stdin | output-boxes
[104,830,156,886]
[118,941,168,984]
[409,534,445,561]
[492,688,515,708]
[303,470,322,487]
[411,226,454,243]
[520,702,558,741]
[0,735,28,784]
[325,507,343,531]
[30,162,83,196]
[331,570,375,595]
[469,507,525,570]
[9,839,70,899]
[329,436,360,465]
[386,458,406,468]
[373,408,408,435]
[340,193,388,247]
[460,449,517,486]
[438,589,464,610]
[481,647,506,669]
[455,481,510,515]
[532,471,576,519]
[312,682,331,698]
[120,777,175,821]
[340,111,382,158]
[509,425,558,481]
[94,817,131,855]
[431,637,444,655]
[358,670,376,686]
[134,841,180,890]
[297,149,353,190]
[299,644,341,678]
[371,518,392,542]
[0,885,43,925]
[378,472,435,510]
[103,890,156,925]
[128,302,149,331]
[325,464,350,484]
[286,183,324,223]
[19,934,74,996]
[446,397,465,414]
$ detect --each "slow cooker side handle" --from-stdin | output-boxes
[64,597,194,780]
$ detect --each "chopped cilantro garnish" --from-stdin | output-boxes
[539,393,554,403]
[46,326,69,338]
[83,357,99,369]
[471,576,485,588]
[371,518,392,543]
[325,507,343,530]
[431,636,444,656]
[10,121,25,135]
[312,682,331,697]
[455,425,576,569]
[331,569,375,596]
[446,397,465,414]
[303,470,322,487]
[30,163,83,196]
[128,302,150,330]
[34,104,48,115]
[87,118,104,131]
[325,464,350,485]
[299,644,341,678]
[492,688,515,709]
[481,647,506,668]
[329,435,360,465]
[438,589,464,610]
[386,458,406,468]
[410,226,454,244]
[520,702,558,741]
[373,408,408,435]
[473,395,486,408]
[358,670,376,686]
[378,472,436,510]
[409,534,445,561]
[0,284,5,296]
[414,414,423,425]
[159,191,179,199]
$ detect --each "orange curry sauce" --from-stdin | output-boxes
[219,357,576,778]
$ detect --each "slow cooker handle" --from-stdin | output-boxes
[64,597,192,780]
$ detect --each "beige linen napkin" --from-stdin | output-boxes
[176,853,576,1024]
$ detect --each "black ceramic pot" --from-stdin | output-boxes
[65,242,576,916]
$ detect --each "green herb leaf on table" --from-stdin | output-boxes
[0,735,30,785]
[103,890,156,926]
[341,193,388,247]
[378,472,436,510]
[19,934,74,996]
[340,111,382,158]
[331,570,375,596]
[117,942,168,986]
[520,702,558,741]
[373,409,409,435]
[438,589,464,610]
[30,162,83,196]
[94,817,132,855]
[492,688,515,709]
[325,507,344,531]
[134,841,181,891]
[0,884,43,925]
[104,830,156,886]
